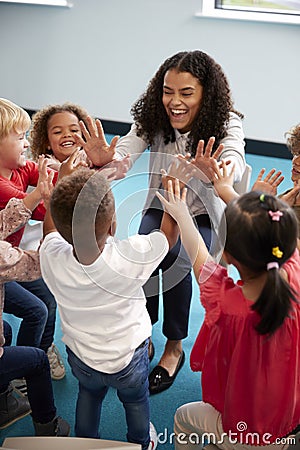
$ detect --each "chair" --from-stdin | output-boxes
[2,436,141,450]
[233,163,252,195]
[19,220,43,251]
[19,184,43,251]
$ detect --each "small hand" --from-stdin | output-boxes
[281,182,300,206]
[58,150,84,179]
[208,160,238,204]
[74,116,119,167]
[30,155,54,209]
[102,154,131,180]
[39,173,54,210]
[37,155,50,185]
[210,159,235,188]
[156,178,188,220]
[36,155,55,197]
[251,168,284,195]
[161,155,197,190]
[191,137,225,181]
[98,167,117,182]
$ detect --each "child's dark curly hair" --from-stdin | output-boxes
[50,168,114,247]
[29,102,89,161]
[131,50,243,157]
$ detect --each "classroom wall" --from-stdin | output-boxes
[0,0,299,145]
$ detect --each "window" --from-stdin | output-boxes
[196,0,300,24]
[0,0,72,6]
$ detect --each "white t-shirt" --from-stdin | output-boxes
[40,231,168,373]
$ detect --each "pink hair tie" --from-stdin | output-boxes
[268,210,283,221]
[267,261,279,271]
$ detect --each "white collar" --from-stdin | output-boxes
[174,129,190,141]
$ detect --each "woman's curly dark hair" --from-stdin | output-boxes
[29,102,89,161]
[131,50,243,157]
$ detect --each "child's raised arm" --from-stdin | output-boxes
[156,179,213,278]
[23,156,53,212]
[210,160,239,204]
[159,158,197,249]
[42,149,87,237]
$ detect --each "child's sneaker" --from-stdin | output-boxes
[47,343,65,380]
[148,422,158,450]
[10,378,27,397]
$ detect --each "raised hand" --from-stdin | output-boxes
[156,178,212,274]
[36,155,50,186]
[102,154,131,180]
[58,150,84,179]
[39,173,54,210]
[251,168,284,195]
[209,160,238,204]
[281,181,300,206]
[156,178,188,221]
[191,136,225,181]
[161,155,197,190]
[74,116,119,167]
[98,167,117,183]
[23,156,54,212]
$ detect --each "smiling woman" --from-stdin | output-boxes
[100,49,246,396]
[162,70,204,135]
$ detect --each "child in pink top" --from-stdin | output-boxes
[156,164,300,450]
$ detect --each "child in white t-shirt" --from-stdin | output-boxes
[40,155,190,450]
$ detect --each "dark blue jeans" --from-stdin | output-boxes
[139,205,212,340]
[67,340,150,450]
[4,278,57,352]
[0,320,57,424]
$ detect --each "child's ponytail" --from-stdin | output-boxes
[252,264,297,335]
[225,191,299,336]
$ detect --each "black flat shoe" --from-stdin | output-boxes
[148,351,185,395]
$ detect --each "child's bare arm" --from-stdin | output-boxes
[157,179,213,278]
[159,209,179,249]
[23,156,52,211]
[43,150,83,237]
[159,157,197,248]
[210,160,239,204]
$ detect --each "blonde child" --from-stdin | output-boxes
[0,97,64,381]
